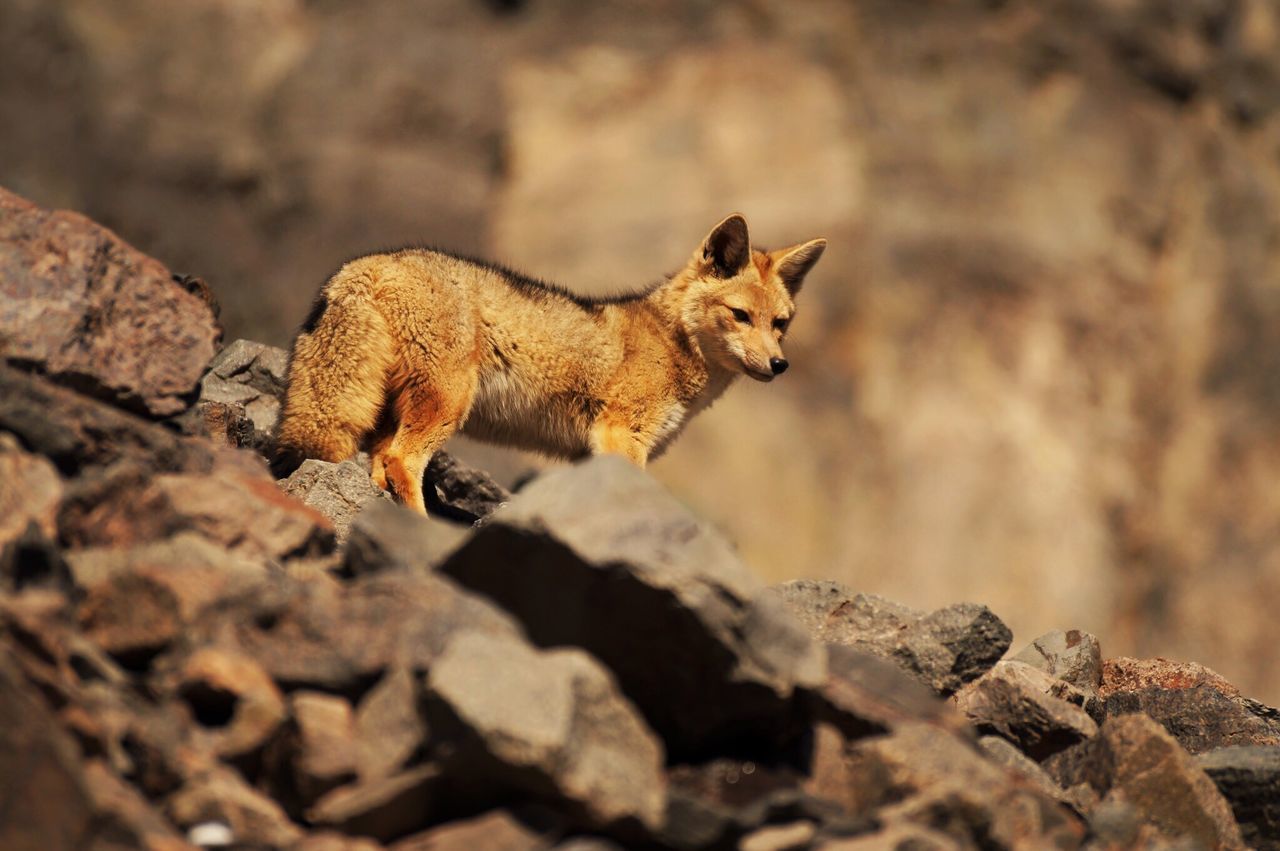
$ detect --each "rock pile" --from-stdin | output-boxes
[3,188,1280,850]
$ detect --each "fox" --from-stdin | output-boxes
[275,214,826,514]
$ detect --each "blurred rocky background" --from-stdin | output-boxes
[4,0,1280,706]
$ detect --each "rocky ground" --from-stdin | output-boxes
[4,189,1280,850]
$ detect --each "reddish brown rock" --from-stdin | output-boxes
[166,764,304,849]
[0,186,219,417]
[1099,657,1280,755]
[82,760,196,851]
[355,667,427,781]
[390,811,550,851]
[1046,714,1246,849]
[174,647,287,763]
[0,433,61,549]
[287,691,360,803]
[307,765,443,843]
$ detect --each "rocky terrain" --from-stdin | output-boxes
[5,191,1280,849]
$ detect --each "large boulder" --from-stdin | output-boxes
[439,456,827,758]
[1195,745,1280,851]
[0,186,219,417]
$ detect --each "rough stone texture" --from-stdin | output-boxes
[344,500,469,578]
[276,691,361,807]
[1046,714,1246,850]
[280,459,390,545]
[1012,630,1104,697]
[81,759,197,851]
[424,629,667,833]
[769,580,1011,696]
[390,811,550,851]
[834,721,1085,849]
[174,647,287,764]
[1195,745,1280,851]
[166,765,304,849]
[0,186,218,417]
[952,661,1098,760]
[976,736,1066,803]
[440,456,826,758]
[355,667,426,782]
[176,569,522,695]
[1099,657,1280,755]
[0,433,62,549]
[307,765,443,843]
[198,339,289,445]
[424,451,511,524]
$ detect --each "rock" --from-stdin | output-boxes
[307,764,443,843]
[816,824,964,850]
[952,660,1098,760]
[355,667,427,781]
[424,629,667,833]
[390,811,551,851]
[1098,657,1280,754]
[768,580,1010,696]
[1046,714,1246,850]
[0,186,219,417]
[814,645,971,741]
[1,520,74,594]
[1195,745,1280,850]
[286,691,360,804]
[976,736,1066,802]
[738,821,817,851]
[0,433,62,549]
[279,458,390,545]
[344,499,469,578]
[836,721,1084,848]
[664,758,847,851]
[0,364,221,477]
[173,399,255,451]
[166,764,304,849]
[178,569,522,695]
[0,655,96,851]
[173,647,287,764]
[198,339,288,445]
[82,759,197,851]
[439,456,826,757]
[1012,629,1103,696]
[293,833,384,851]
[424,451,511,524]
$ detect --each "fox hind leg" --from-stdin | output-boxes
[382,379,474,514]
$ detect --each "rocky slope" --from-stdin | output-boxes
[4,190,1280,850]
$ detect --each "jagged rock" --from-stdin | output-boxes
[82,759,197,850]
[1012,629,1103,697]
[173,647,287,764]
[814,645,971,741]
[0,655,96,851]
[424,451,511,523]
[390,811,551,851]
[1195,745,1280,851]
[167,764,304,849]
[177,569,522,694]
[344,499,469,578]
[0,433,61,549]
[280,459,390,545]
[665,757,851,850]
[952,661,1098,760]
[355,667,426,781]
[1098,657,1280,754]
[439,456,826,758]
[976,736,1065,802]
[286,691,360,804]
[173,398,255,450]
[769,580,1011,696]
[836,721,1085,848]
[198,339,288,444]
[307,765,443,842]
[1045,714,1246,850]
[0,186,219,417]
[424,629,667,833]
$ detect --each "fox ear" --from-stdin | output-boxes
[773,238,827,296]
[699,214,751,278]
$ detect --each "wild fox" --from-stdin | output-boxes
[276,214,825,514]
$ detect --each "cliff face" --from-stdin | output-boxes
[4,0,1280,704]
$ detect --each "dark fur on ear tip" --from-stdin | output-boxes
[702,214,751,278]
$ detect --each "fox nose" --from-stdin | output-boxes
[770,357,789,375]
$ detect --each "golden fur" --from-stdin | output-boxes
[276,214,826,514]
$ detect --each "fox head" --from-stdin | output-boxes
[679,214,826,382]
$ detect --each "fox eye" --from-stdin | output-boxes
[729,307,751,324]
[773,317,790,333]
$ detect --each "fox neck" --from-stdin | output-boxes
[645,271,741,394]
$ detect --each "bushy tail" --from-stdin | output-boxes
[274,270,394,472]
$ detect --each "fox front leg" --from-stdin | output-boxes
[588,420,649,467]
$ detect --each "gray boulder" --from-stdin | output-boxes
[1196,745,1280,850]
[279,458,389,545]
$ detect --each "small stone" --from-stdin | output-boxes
[1011,629,1103,694]
[175,647,287,763]
[390,810,550,851]
[187,821,234,848]
[976,736,1065,801]
[424,451,511,523]
[0,436,61,549]
[279,458,391,544]
[289,691,360,803]
[356,667,427,781]
[166,765,303,849]
[308,764,443,843]
[199,339,289,444]
[344,499,469,577]
[739,820,817,851]
[952,660,1098,760]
